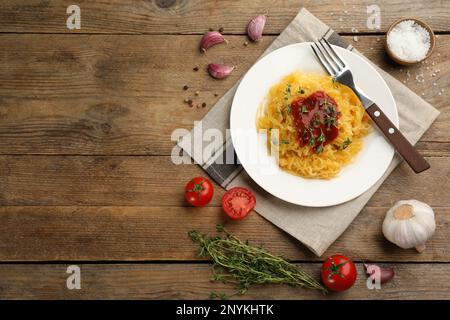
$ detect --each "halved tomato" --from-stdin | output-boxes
[221,187,256,220]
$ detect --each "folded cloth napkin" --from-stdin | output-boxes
[178,8,440,256]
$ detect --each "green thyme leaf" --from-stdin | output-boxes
[334,138,352,150]
[343,138,352,149]
[325,116,335,127]
[318,132,326,142]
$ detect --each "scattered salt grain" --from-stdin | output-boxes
[415,74,425,83]
[339,17,343,22]
[353,36,359,42]
[330,12,334,16]
[438,92,442,96]
[433,82,437,86]
[387,20,431,62]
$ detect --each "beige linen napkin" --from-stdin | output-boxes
[178,8,440,256]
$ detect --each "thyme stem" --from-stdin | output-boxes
[188,226,327,298]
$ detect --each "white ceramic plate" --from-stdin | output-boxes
[230,42,398,207]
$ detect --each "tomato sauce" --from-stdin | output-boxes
[291,91,340,153]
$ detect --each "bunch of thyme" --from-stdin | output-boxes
[188,225,327,298]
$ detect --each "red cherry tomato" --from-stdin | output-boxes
[185,177,214,207]
[321,254,357,292]
[221,187,256,220]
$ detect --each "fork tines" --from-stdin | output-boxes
[311,38,346,76]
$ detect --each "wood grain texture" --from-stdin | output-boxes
[0,0,449,34]
[0,156,449,207]
[0,263,449,299]
[0,35,448,155]
[0,206,448,262]
[1,0,449,300]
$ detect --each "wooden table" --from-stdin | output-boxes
[0,0,449,299]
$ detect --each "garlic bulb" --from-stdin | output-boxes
[382,200,435,252]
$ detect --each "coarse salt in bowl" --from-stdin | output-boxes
[386,18,435,65]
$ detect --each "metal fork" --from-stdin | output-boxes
[311,38,430,173]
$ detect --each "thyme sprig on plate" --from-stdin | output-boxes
[333,138,352,150]
[284,84,292,102]
[188,225,327,298]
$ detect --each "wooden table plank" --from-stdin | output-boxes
[0,0,449,34]
[0,206,448,262]
[0,156,449,207]
[0,35,448,155]
[0,263,449,299]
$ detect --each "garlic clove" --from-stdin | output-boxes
[207,63,235,79]
[200,31,227,52]
[247,14,267,42]
[382,200,435,252]
[364,263,395,284]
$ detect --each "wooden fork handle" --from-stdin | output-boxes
[366,103,430,173]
